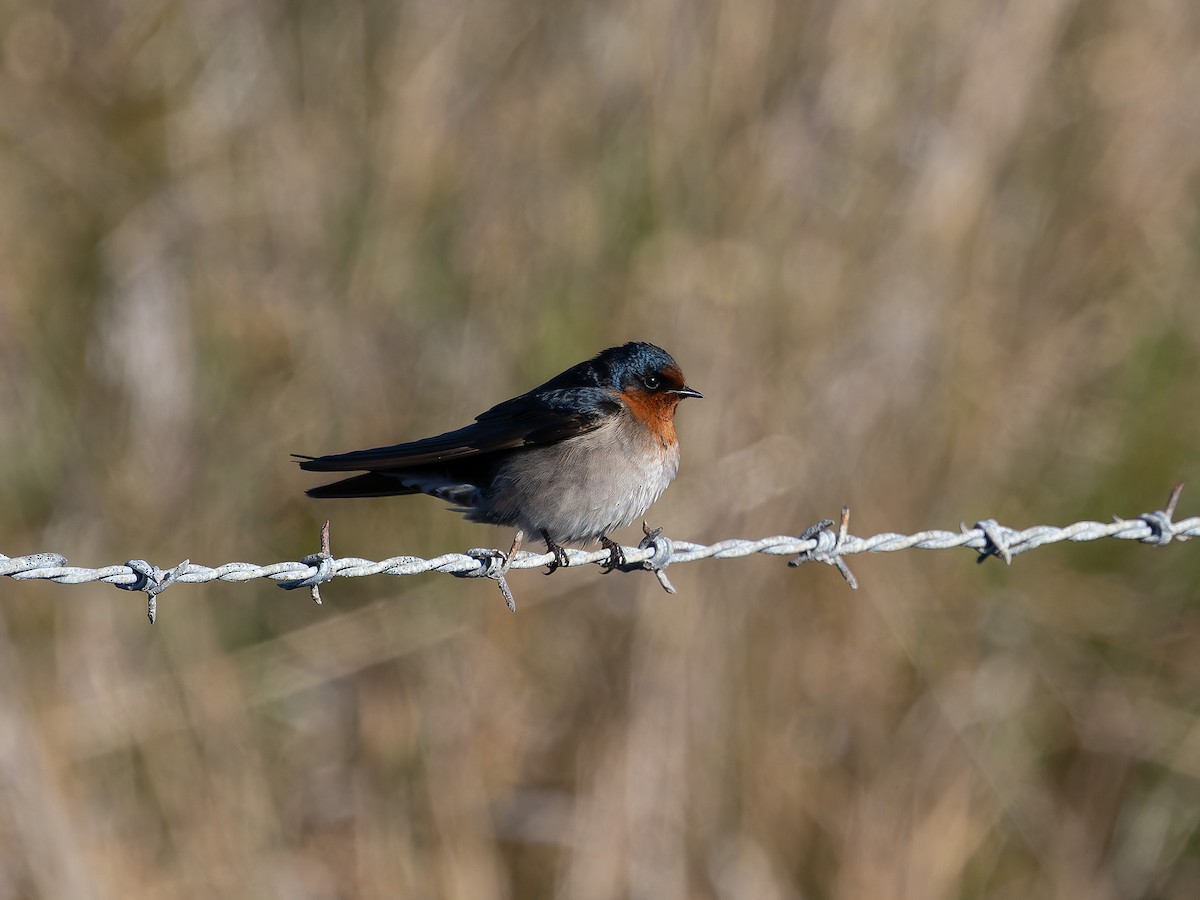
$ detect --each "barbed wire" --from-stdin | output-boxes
[1,485,1193,621]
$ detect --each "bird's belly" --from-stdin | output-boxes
[480,426,680,543]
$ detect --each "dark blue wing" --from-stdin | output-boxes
[295,387,618,472]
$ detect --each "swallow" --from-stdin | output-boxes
[295,342,701,572]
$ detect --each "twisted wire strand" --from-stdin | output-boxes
[3,504,1195,601]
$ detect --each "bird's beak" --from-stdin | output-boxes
[671,386,703,399]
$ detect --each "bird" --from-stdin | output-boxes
[295,342,702,572]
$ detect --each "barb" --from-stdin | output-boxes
[2,486,1195,620]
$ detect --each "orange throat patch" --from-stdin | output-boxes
[619,388,680,451]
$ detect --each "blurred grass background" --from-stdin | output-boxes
[1,0,1199,897]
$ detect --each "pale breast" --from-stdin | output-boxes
[478,414,681,543]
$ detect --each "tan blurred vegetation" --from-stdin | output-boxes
[1,0,1199,897]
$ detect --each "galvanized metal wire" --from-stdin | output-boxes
[1,486,1194,620]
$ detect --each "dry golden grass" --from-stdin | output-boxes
[2,1,1199,897]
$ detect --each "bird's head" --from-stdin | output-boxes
[598,342,702,403]
[596,342,702,441]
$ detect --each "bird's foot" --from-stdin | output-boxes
[541,530,570,574]
[599,534,626,573]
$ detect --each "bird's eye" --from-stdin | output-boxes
[643,373,661,390]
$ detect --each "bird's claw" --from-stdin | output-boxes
[541,530,570,574]
[599,535,626,573]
